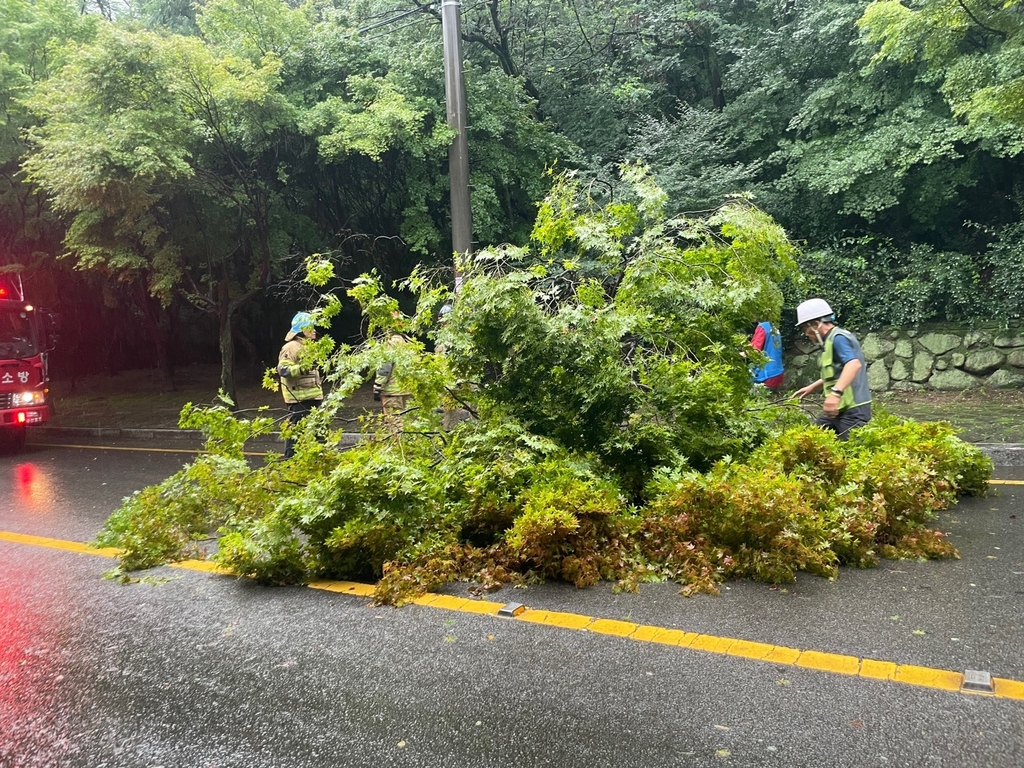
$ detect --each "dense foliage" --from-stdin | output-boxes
[4,0,1024,387]
[95,172,992,602]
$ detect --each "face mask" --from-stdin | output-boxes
[811,324,824,347]
[803,322,824,347]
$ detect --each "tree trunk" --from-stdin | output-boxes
[216,281,238,409]
[215,280,261,409]
[703,44,726,111]
[135,282,175,391]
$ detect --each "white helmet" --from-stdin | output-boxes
[795,298,834,326]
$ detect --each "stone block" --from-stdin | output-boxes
[935,359,949,371]
[890,359,910,381]
[894,339,913,358]
[890,380,922,391]
[928,369,981,391]
[912,352,934,382]
[964,331,990,348]
[951,353,965,369]
[963,349,1005,375]
[1008,349,1024,368]
[986,369,1024,388]
[861,333,896,361]
[867,359,890,391]
[917,333,961,355]
[994,334,1024,348]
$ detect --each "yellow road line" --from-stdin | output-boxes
[30,443,268,457]
[0,529,123,557]
[989,479,1024,485]
[3,529,1022,701]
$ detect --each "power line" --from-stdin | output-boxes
[364,15,435,41]
[356,4,435,35]
[357,0,491,41]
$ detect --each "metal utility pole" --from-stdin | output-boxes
[440,0,472,289]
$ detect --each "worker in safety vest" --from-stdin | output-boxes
[277,312,323,457]
[793,298,872,439]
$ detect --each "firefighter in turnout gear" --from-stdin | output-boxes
[278,312,323,458]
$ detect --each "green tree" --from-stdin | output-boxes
[24,23,299,395]
[859,0,1024,139]
[0,0,95,269]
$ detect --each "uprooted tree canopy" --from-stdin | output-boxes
[95,167,992,603]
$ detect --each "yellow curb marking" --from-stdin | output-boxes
[988,479,1024,485]
[892,664,964,692]
[4,528,1024,702]
[796,650,861,676]
[307,580,377,598]
[588,618,640,637]
[0,530,122,558]
[728,639,776,661]
[860,659,898,680]
[169,559,235,576]
[993,678,1024,700]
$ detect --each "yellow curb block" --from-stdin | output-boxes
[689,635,736,654]
[0,530,121,557]
[517,609,594,630]
[589,618,640,637]
[763,646,802,665]
[170,559,233,575]
[647,628,699,647]
[860,659,898,681]
[307,580,377,598]
[892,665,964,692]
[993,678,1024,700]
[728,640,776,661]
[796,650,861,676]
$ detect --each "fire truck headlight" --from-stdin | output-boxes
[12,391,43,405]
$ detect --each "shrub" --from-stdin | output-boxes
[643,464,838,588]
[506,475,626,587]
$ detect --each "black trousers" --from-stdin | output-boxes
[814,404,871,441]
[284,399,321,458]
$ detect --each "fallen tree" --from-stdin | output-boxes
[95,167,992,602]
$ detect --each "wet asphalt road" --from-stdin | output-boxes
[1,441,1023,767]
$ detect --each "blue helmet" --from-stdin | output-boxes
[288,312,314,338]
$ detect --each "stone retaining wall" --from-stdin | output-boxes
[785,325,1024,392]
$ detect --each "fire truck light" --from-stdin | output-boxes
[16,412,26,424]
[24,304,33,312]
[12,392,43,406]
[0,286,7,298]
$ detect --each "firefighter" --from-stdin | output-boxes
[278,312,323,458]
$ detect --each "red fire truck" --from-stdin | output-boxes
[0,275,53,451]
